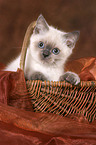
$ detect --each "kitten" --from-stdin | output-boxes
[5,14,80,85]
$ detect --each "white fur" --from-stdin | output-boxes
[5,55,20,71]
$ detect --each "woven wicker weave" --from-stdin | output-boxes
[20,21,96,122]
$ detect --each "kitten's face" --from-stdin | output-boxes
[29,14,79,67]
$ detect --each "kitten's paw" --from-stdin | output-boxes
[30,72,47,81]
[59,71,80,85]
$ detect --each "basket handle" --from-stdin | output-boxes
[20,21,36,70]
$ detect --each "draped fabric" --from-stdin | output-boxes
[0,57,96,145]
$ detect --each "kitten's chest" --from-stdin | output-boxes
[32,62,64,81]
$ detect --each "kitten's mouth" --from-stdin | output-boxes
[41,58,52,64]
[40,53,52,64]
[52,59,62,65]
[40,58,61,66]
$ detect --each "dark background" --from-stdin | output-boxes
[0,0,96,65]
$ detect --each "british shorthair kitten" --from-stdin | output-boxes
[5,14,80,85]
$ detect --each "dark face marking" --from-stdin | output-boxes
[37,41,61,64]
[46,45,52,51]
[41,44,52,58]
[42,49,51,58]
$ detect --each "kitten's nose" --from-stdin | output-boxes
[42,50,50,58]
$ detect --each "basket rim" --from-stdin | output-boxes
[26,79,96,87]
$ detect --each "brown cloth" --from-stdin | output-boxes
[0,57,96,145]
[65,57,96,81]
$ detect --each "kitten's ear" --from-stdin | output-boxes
[64,31,80,48]
[33,14,49,34]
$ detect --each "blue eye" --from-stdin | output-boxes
[52,48,60,55]
[38,41,44,48]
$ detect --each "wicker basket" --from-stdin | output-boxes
[20,21,96,122]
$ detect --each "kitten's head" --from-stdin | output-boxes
[29,14,80,67]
